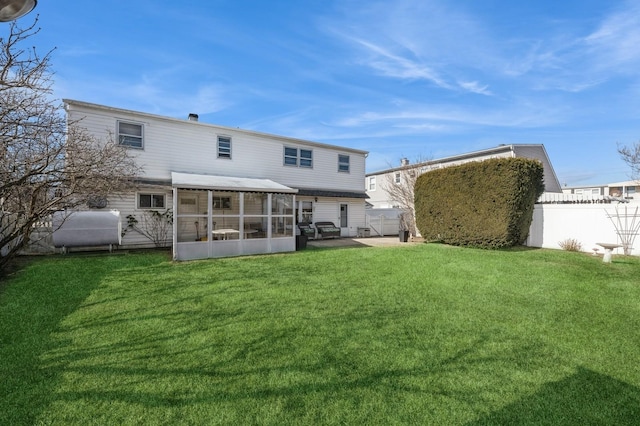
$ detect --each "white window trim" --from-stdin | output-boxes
[117,120,144,149]
[217,135,232,159]
[284,146,298,166]
[338,154,350,173]
[284,146,313,168]
[137,192,166,209]
[299,148,313,168]
[368,176,376,191]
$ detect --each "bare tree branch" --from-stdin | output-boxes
[1,18,141,270]
[381,155,433,236]
[618,141,640,182]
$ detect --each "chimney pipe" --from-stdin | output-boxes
[401,158,409,166]
[188,113,199,121]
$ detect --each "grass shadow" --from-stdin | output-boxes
[0,253,168,425]
[468,367,640,425]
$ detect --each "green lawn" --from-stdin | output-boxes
[1,244,639,425]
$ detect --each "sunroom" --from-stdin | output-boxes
[172,172,297,260]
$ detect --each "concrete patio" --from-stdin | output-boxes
[307,236,422,248]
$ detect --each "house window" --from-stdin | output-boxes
[300,149,313,168]
[338,154,350,173]
[395,172,401,184]
[284,147,298,166]
[213,196,231,209]
[138,193,165,209]
[118,121,143,148]
[609,187,622,197]
[284,146,313,168]
[368,176,376,191]
[217,136,231,159]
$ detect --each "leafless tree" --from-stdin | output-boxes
[382,156,432,236]
[618,141,640,181]
[1,19,140,270]
[122,210,173,248]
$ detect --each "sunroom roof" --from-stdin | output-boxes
[171,172,298,193]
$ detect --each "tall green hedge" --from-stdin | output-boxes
[414,158,545,248]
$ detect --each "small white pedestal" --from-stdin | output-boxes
[596,243,621,263]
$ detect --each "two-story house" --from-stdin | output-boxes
[366,144,562,209]
[64,100,368,260]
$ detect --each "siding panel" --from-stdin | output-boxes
[66,101,367,193]
[63,100,369,250]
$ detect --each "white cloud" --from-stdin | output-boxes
[511,2,640,91]
[330,100,563,131]
[324,0,495,95]
[344,35,452,89]
[457,81,492,96]
[584,2,640,71]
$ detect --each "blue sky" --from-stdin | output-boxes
[9,0,640,185]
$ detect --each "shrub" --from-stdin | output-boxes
[414,157,545,249]
[122,209,173,247]
[558,238,582,252]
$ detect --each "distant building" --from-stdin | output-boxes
[366,144,562,209]
[562,180,638,202]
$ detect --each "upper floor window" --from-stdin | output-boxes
[138,193,165,209]
[394,172,401,184]
[300,149,313,168]
[118,121,143,149]
[338,154,350,173]
[368,176,376,191]
[284,146,313,168]
[284,147,298,166]
[217,135,231,159]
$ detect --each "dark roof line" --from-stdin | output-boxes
[132,179,369,198]
[295,188,369,199]
[366,144,537,176]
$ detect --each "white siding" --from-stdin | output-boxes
[512,145,562,193]
[348,201,366,237]
[366,176,390,209]
[65,100,366,194]
[108,188,174,249]
[64,100,369,251]
[295,196,365,237]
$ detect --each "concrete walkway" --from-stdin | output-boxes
[307,236,420,248]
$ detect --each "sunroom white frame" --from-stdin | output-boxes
[172,172,298,260]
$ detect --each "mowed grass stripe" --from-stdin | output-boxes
[1,245,639,424]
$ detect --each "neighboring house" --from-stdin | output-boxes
[561,180,638,202]
[64,100,368,260]
[366,144,562,209]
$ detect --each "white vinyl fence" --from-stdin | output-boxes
[537,193,630,204]
[527,203,640,256]
[9,204,640,257]
[365,209,401,236]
